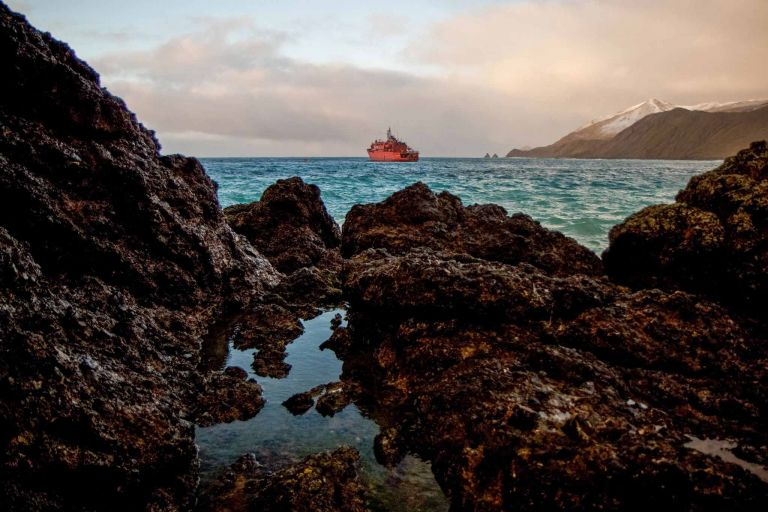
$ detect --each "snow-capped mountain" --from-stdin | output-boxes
[507,97,768,160]
[570,98,768,142]
[681,99,768,113]
[574,99,677,140]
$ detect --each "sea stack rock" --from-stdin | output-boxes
[0,3,278,510]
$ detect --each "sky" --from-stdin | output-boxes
[7,0,768,157]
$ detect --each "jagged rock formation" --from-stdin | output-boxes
[224,177,341,275]
[219,177,345,379]
[4,1,768,510]
[225,176,344,318]
[335,176,768,509]
[342,182,602,277]
[604,141,768,311]
[0,4,280,509]
[197,447,368,512]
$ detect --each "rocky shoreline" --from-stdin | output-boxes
[1,2,767,511]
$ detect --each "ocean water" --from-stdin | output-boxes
[196,157,719,509]
[202,156,719,252]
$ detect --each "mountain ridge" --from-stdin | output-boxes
[508,99,768,160]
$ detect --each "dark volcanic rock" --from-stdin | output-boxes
[344,249,616,323]
[252,347,292,379]
[0,4,279,510]
[282,392,316,416]
[224,177,341,274]
[334,160,768,510]
[339,253,768,510]
[197,447,368,512]
[194,372,265,427]
[274,256,344,316]
[225,177,345,315]
[282,384,326,415]
[604,141,768,311]
[341,182,602,276]
[315,381,352,417]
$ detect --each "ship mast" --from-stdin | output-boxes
[387,127,393,140]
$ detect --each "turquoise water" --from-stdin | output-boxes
[196,310,449,511]
[202,157,719,252]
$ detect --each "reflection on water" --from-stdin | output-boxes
[685,436,768,483]
[196,309,449,511]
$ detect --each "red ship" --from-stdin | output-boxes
[367,128,419,162]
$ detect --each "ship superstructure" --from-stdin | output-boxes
[367,128,419,162]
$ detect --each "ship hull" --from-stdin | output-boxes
[367,149,419,162]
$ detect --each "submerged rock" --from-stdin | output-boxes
[197,447,368,512]
[604,140,768,311]
[0,4,279,509]
[194,372,265,427]
[341,182,602,277]
[282,384,326,415]
[315,381,352,417]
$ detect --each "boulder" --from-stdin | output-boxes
[604,141,768,311]
[341,182,602,277]
[224,177,341,275]
[334,165,768,510]
[338,251,768,510]
[194,372,265,427]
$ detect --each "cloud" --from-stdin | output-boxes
[95,18,523,156]
[414,0,768,118]
[91,1,768,156]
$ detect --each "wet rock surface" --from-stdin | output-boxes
[334,168,768,510]
[0,4,281,509]
[314,381,352,417]
[282,384,326,415]
[194,371,265,428]
[220,177,347,380]
[197,447,368,512]
[281,381,352,417]
[604,140,768,311]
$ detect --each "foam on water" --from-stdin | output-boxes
[202,157,717,253]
